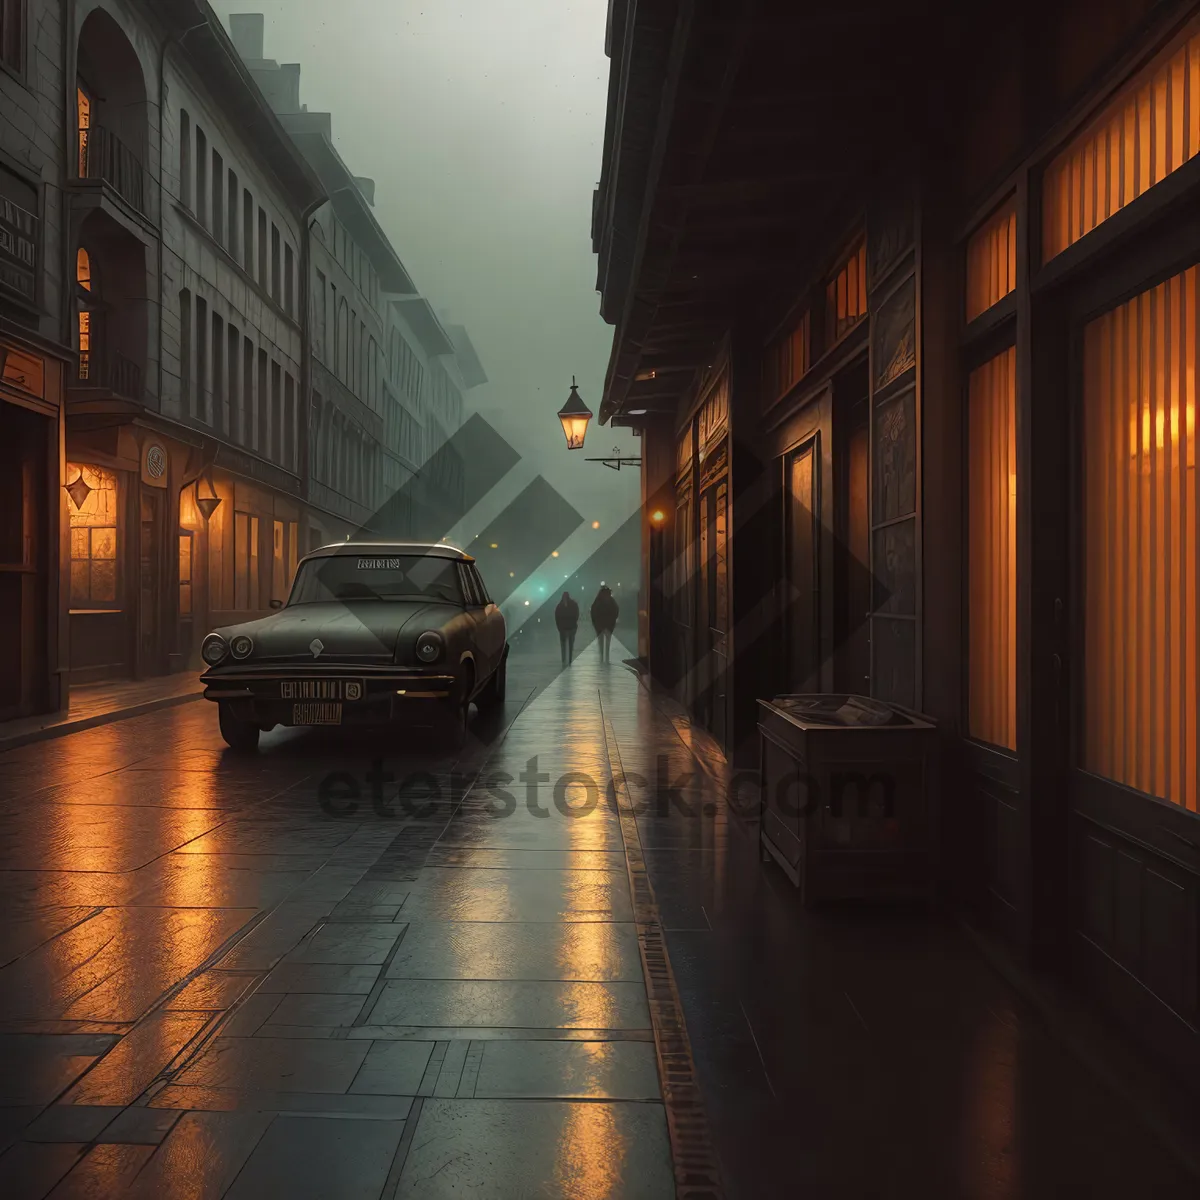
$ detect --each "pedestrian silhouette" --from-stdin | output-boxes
[591,585,618,663]
[555,591,579,665]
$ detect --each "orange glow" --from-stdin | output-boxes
[76,88,90,177]
[1043,21,1200,261]
[967,348,1017,751]
[551,551,559,557]
[592,521,600,529]
[966,200,1016,322]
[825,240,868,345]
[764,310,810,404]
[67,463,119,608]
[1083,265,1198,812]
[650,509,665,525]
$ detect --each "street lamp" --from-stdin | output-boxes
[195,470,222,521]
[557,377,592,450]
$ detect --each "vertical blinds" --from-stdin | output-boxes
[968,347,1018,751]
[1043,23,1200,261]
[966,202,1017,322]
[1083,265,1198,812]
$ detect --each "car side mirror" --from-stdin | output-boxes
[269,599,283,610]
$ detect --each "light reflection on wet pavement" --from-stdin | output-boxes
[0,627,1194,1197]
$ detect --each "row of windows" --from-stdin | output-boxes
[178,109,296,320]
[313,269,382,409]
[388,327,424,403]
[178,288,298,473]
[329,215,380,309]
[385,395,424,466]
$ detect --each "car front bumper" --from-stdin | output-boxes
[199,663,460,726]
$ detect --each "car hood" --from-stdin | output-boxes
[214,601,462,664]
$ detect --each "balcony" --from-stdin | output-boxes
[78,124,148,218]
[68,348,144,420]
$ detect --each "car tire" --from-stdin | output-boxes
[477,649,507,710]
[218,702,260,753]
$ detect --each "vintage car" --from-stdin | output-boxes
[199,541,508,751]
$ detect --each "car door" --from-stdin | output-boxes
[469,564,504,674]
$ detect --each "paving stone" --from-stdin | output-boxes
[172,1036,370,1093]
[43,1142,155,1198]
[22,1104,122,1143]
[347,1041,434,1095]
[284,922,404,965]
[366,979,651,1030]
[395,868,634,922]
[473,1040,661,1100]
[259,963,380,994]
[394,1098,674,1198]
[121,1111,273,1198]
[165,972,259,1012]
[223,1114,404,1200]
[96,1106,183,1144]
[385,920,642,982]
[0,1034,113,1106]
[262,994,366,1027]
[0,1141,85,1199]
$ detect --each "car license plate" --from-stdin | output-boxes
[280,680,363,701]
[292,702,342,725]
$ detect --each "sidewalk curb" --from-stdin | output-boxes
[0,690,205,754]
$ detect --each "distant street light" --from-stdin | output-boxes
[557,377,592,450]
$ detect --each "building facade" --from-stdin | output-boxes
[58,0,324,684]
[595,0,1200,1096]
[0,0,72,721]
[230,13,479,547]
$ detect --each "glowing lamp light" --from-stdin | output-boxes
[650,509,666,526]
[591,520,600,530]
[490,543,498,548]
[524,600,530,606]
[551,551,559,558]
[557,377,593,450]
[195,471,222,521]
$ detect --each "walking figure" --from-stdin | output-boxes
[591,585,618,663]
[555,591,579,665]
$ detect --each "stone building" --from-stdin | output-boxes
[56,0,324,683]
[0,0,72,720]
[228,13,482,546]
[594,0,1200,1097]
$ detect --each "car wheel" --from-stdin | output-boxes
[218,702,260,752]
[477,650,507,709]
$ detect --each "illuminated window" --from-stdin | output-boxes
[1083,265,1197,811]
[1043,21,1200,261]
[76,85,90,177]
[234,511,260,611]
[967,348,1017,751]
[67,463,119,609]
[825,240,868,346]
[764,311,810,405]
[966,200,1017,321]
[76,248,92,381]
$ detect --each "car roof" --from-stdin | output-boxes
[301,541,475,564]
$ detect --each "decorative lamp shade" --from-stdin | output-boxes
[196,472,222,521]
[65,470,93,511]
[557,377,592,450]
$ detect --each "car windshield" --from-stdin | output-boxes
[289,553,464,605]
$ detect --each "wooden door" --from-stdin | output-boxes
[785,440,819,693]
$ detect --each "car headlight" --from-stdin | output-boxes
[230,634,254,660]
[201,633,229,666]
[414,630,444,663]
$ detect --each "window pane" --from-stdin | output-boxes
[967,346,1018,750]
[91,558,117,603]
[966,200,1017,321]
[1044,22,1200,260]
[1083,265,1197,811]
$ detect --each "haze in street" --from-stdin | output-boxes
[209,0,640,544]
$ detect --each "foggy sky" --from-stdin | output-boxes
[209,0,642,566]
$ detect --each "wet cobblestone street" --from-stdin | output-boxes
[0,629,1194,1198]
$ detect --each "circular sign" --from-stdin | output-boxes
[145,444,167,479]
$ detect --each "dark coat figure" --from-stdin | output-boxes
[591,586,618,662]
[555,592,579,665]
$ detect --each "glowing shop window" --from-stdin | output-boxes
[67,463,119,608]
[966,200,1017,322]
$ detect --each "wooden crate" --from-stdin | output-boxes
[758,694,939,904]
